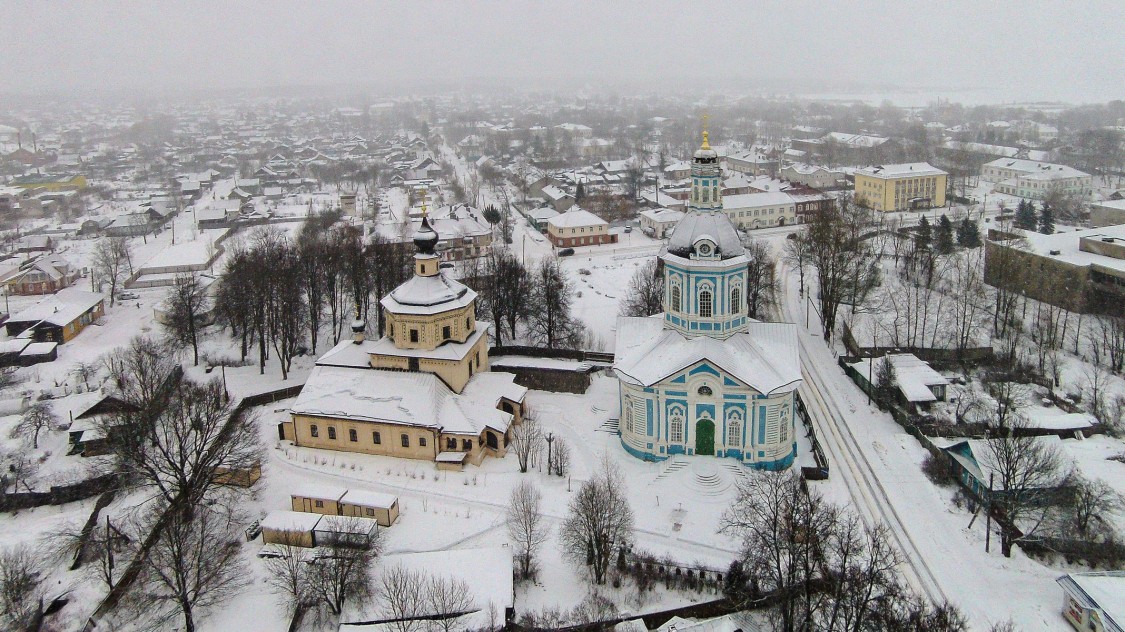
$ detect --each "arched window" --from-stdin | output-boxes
[731,287,742,314]
[670,284,682,312]
[699,289,713,318]
[727,413,742,446]
[670,413,684,443]
[697,385,713,396]
[624,400,634,433]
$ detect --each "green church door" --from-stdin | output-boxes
[695,419,715,456]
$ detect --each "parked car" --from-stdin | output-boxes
[558,248,575,257]
[117,291,139,300]
[439,262,454,269]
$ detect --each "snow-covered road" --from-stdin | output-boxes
[775,259,1064,631]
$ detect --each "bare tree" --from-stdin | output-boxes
[426,574,475,632]
[559,456,634,585]
[14,399,55,449]
[506,480,549,581]
[1058,473,1124,540]
[306,518,380,619]
[92,236,133,308]
[984,417,1069,556]
[101,335,181,413]
[551,439,571,477]
[264,533,314,618]
[142,505,247,632]
[161,273,210,366]
[782,234,811,298]
[104,375,260,508]
[0,544,43,631]
[379,565,427,632]
[619,259,664,317]
[528,258,585,349]
[72,360,100,390]
[509,413,541,473]
[745,240,779,319]
[800,198,879,340]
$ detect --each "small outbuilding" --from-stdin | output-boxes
[260,510,322,548]
[1057,571,1125,632]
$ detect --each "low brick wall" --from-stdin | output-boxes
[500,365,591,394]
[0,473,120,512]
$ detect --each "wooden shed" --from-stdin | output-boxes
[339,489,400,527]
[260,510,322,548]
[290,484,347,516]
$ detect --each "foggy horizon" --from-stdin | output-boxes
[3,0,1125,106]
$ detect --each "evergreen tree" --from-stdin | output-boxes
[1015,200,1037,230]
[575,180,585,202]
[957,217,981,248]
[481,204,501,227]
[1038,201,1055,234]
[916,216,933,251]
[936,214,955,254]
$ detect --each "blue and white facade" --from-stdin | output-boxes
[613,131,802,469]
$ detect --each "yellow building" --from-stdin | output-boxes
[282,207,527,470]
[854,162,947,212]
[10,174,87,192]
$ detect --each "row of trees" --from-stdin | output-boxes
[721,471,991,632]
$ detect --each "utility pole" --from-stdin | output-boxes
[985,472,994,553]
[545,433,555,475]
[106,515,114,589]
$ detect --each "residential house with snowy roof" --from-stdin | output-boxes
[2,255,80,295]
[614,130,802,469]
[4,288,105,344]
[282,203,526,470]
[546,207,617,248]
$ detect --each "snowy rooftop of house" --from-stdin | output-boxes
[639,207,685,223]
[260,510,323,532]
[526,207,559,221]
[290,484,346,502]
[20,341,57,356]
[314,514,380,534]
[856,162,947,179]
[723,190,795,209]
[848,354,948,403]
[1015,224,1125,273]
[614,316,802,396]
[1057,571,1125,630]
[547,207,607,229]
[6,288,104,326]
[944,437,1066,485]
[340,489,398,509]
[0,339,31,354]
[984,157,1088,179]
[1093,199,1125,211]
[655,613,759,632]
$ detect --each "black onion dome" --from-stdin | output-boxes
[413,215,439,254]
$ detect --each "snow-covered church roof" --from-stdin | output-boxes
[290,365,513,435]
[613,315,801,396]
[664,209,745,260]
[380,270,476,315]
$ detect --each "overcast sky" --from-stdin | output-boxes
[3,1,1124,104]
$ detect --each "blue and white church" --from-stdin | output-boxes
[613,129,803,469]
